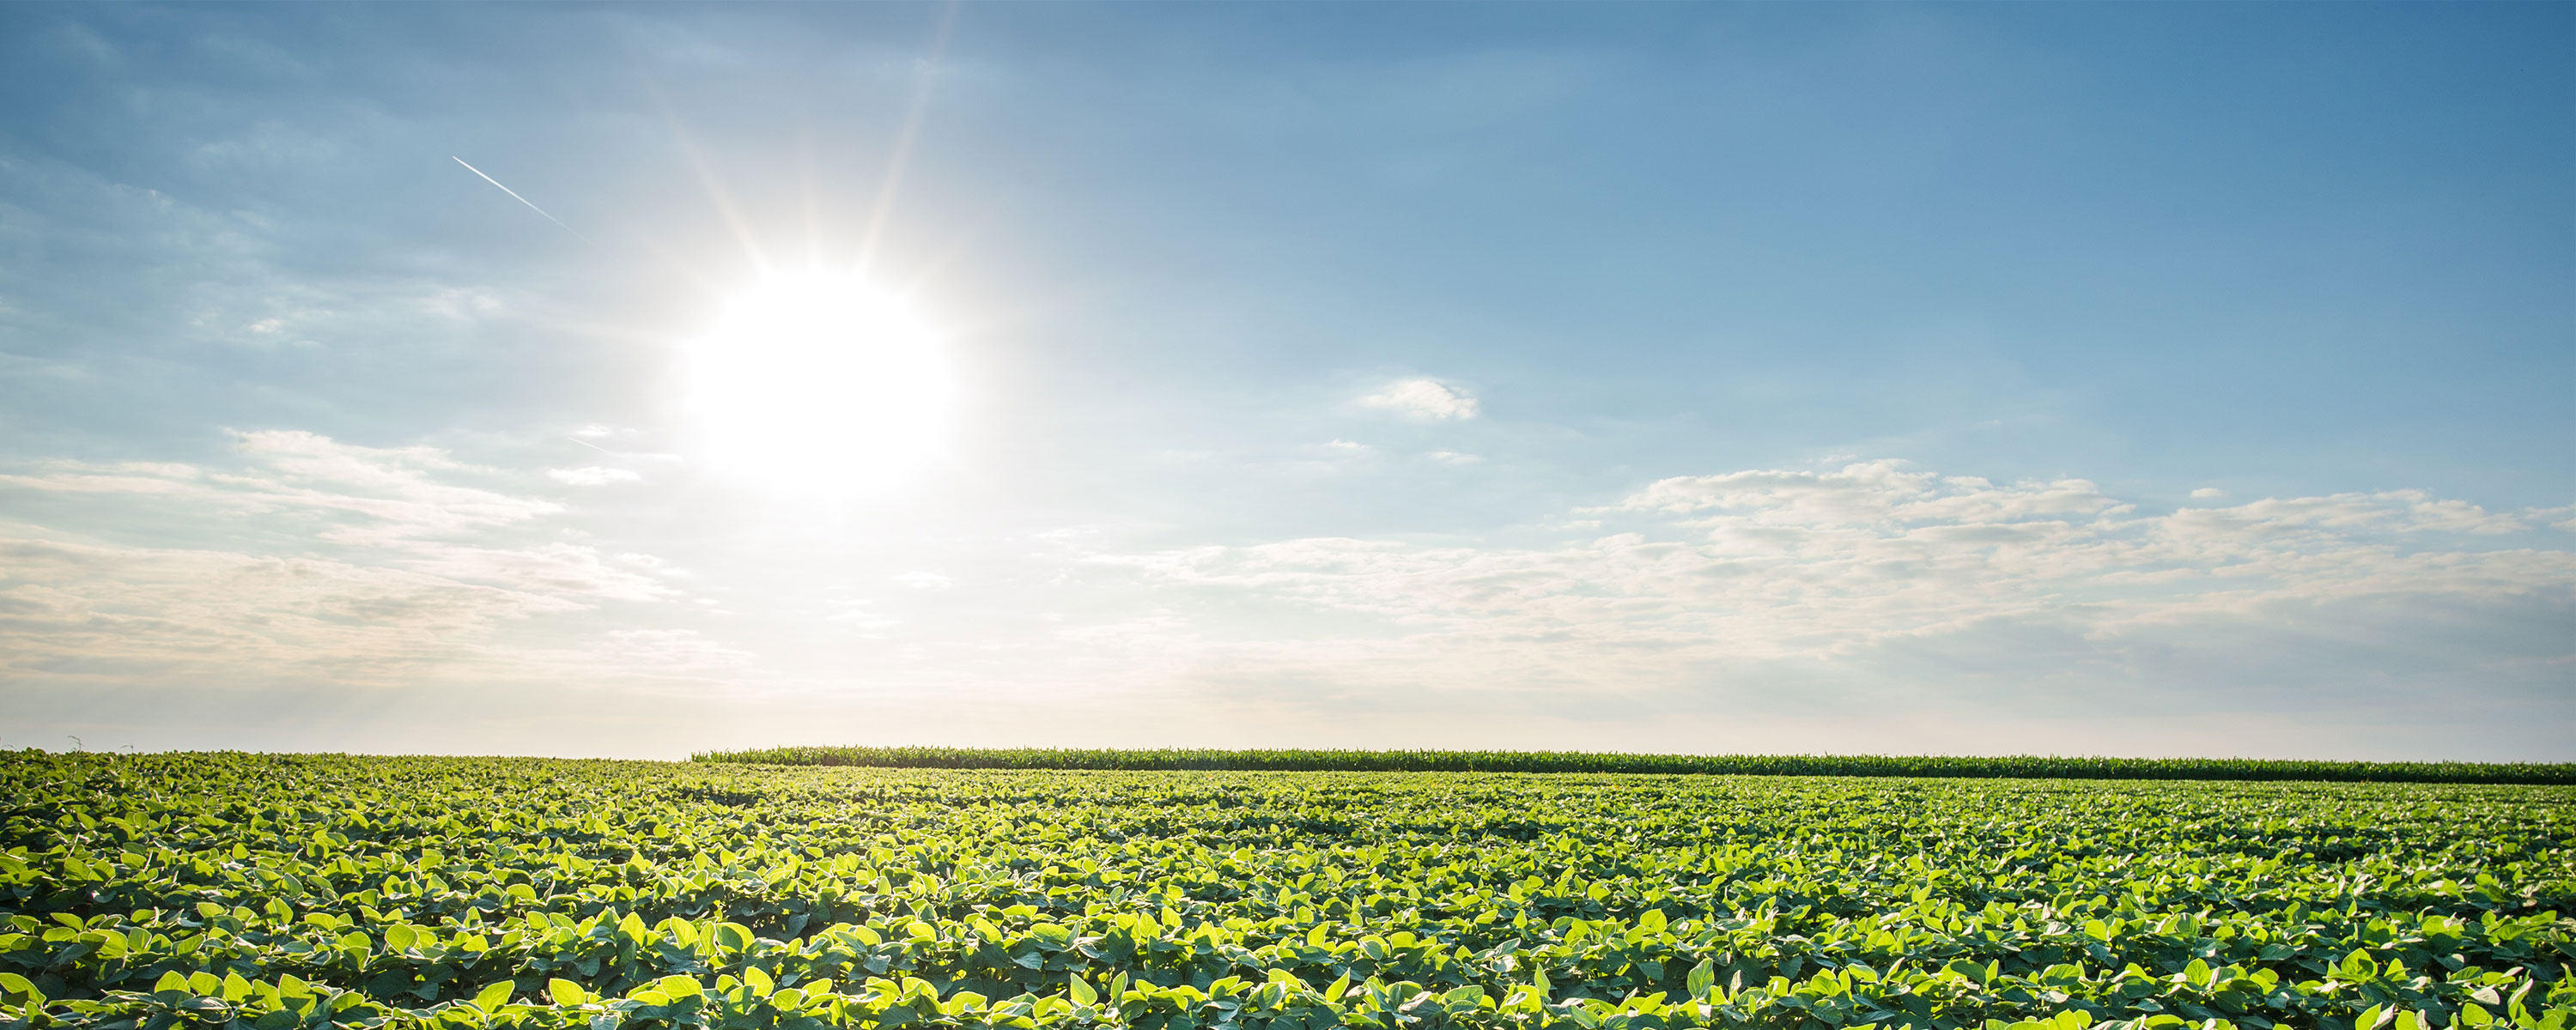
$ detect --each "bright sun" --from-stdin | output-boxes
[682,270,951,488]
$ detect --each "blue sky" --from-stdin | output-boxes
[2,3,2568,759]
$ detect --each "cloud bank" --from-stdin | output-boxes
[1075,461,2572,738]
[0,431,694,693]
[2,438,2565,758]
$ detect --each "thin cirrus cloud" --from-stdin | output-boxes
[0,431,702,693]
[1077,460,2573,729]
[0,432,2567,755]
[548,466,642,487]
[1356,379,1479,421]
[0,430,567,545]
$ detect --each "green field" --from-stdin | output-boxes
[3,753,2570,1030]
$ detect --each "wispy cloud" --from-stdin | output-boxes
[549,466,642,486]
[1076,460,2573,722]
[0,430,564,543]
[1357,379,1479,421]
[3,439,2563,755]
[890,571,954,591]
[0,432,701,690]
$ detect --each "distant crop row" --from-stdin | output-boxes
[2,753,2570,1030]
[690,747,2576,785]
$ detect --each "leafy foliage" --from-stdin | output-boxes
[2,752,2569,1030]
[689,748,2576,785]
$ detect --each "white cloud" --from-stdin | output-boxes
[0,536,583,682]
[1612,461,2134,534]
[0,430,566,544]
[828,603,904,633]
[2190,488,2227,500]
[891,571,953,590]
[1357,379,1479,421]
[548,466,641,486]
[0,432,702,690]
[1076,459,2573,721]
[4,433,2563,755]
[600,628,756,671]
[1427,451,1484,464]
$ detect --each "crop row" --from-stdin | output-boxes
[687,748,2576,785]
[1,753,2569,1030]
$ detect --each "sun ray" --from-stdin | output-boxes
[644,81,775,276]
[856,0,963,278]
[799,121,825,270]
[898,197,1010,298]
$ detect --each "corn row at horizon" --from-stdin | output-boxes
[690,748,2576,785]
[0,754,2569,1030]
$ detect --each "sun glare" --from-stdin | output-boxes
[682,270,951,488]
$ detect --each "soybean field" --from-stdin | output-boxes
[2,753,2569,1030]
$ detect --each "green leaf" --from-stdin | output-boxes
[549,978,587,1006]
[1687,959,1715,999]
[1070,973,1097,1006]
[475,980,514,1011]
[656,975,704,999]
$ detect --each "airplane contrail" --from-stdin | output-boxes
[452,156,593,244]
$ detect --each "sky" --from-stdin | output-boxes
[1,3,2569,760]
